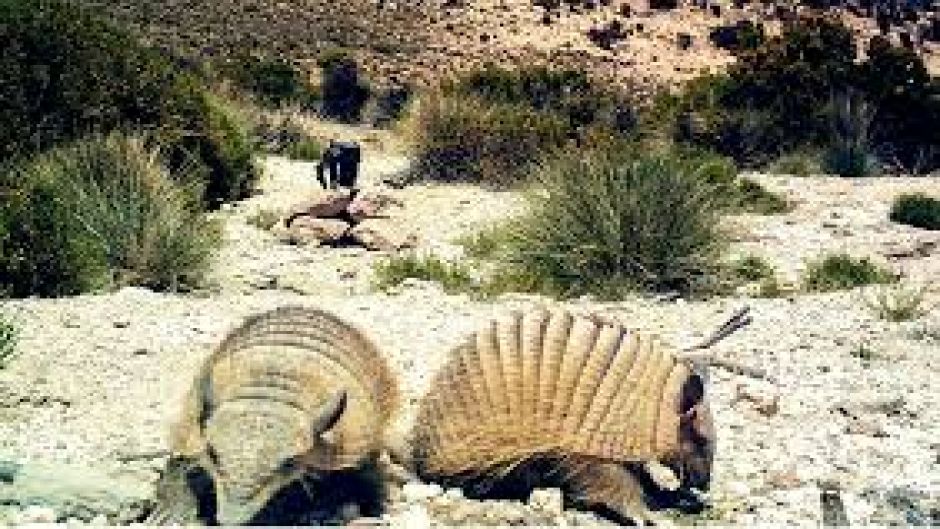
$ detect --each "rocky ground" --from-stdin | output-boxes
[0,129,938,525]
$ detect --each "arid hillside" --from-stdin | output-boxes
[79,0,939,92]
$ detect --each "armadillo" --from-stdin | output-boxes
[147,306,398,525]
[409,309,716,523]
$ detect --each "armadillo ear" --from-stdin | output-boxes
[311,389,348,436]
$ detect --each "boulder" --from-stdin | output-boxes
[286,217,352,246]
[0,460,153,522]
[349,220,417,251]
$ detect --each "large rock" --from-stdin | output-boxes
[284,217,352,246]
[0,460,154,522]
[286,190,355,224]
[349,220,418,251]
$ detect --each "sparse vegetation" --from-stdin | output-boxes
[0,134,221,297]
[0,312,16,367]
[890,193,940,230]
[803,254,895,292]
[373,253,476,294]
[475,147,728,298]
[865,284,928,322]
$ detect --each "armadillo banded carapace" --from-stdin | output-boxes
[412,309,715,522]
[148,306,398,525]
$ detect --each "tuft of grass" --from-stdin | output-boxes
[730,255,786,297]
[803,254,895,292]
[0,313,16,367]
[0,134,221,297]
[373,253,476,294]
[864,284,928,322]
[247,209,282,231]
[850,342,879,363]
[735,177,792,214]
[733,255,775,281]
[889,193,940,231]
[479,147,728,298]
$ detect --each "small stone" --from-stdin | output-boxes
[113,320,130,329]
[19,505,57,524]
[401,482,443,502]
[528,488,564,516]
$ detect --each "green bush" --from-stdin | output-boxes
[373,254,476,294]
[448,64,636,136]
[803,253,895,292]
[407,91,568,186]
[484,147,728,297]
[0,0,257,206]
[223,54,311,107]
[317,49,371,123]
[0,134,221,297]
[890,193,940,230]
[0,312,16,367]
[673,17,940,172]
[733,255,775,282]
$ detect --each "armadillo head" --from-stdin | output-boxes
[674,372,715,491]
[202,390,348,525]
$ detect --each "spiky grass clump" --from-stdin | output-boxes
[865,284,928,322]
[824,91,879,178]
[802,253,895,292]
[0,134,221,297]
[373,253,476,294]
[889,193,940,231]
[487,148,728,297]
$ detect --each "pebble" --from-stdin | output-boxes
[528,488,565,516]
[401,482,443,502]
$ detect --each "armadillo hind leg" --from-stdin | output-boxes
[562,459,653,525]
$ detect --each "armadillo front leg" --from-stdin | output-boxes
[562,458,653,525]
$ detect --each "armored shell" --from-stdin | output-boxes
[149,306,398,525]
[412,309,714,522]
